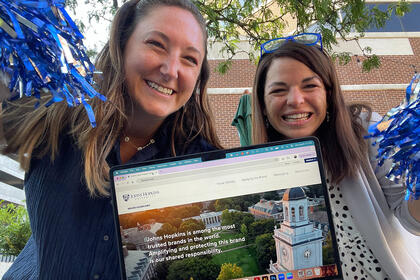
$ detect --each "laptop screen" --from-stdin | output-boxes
[110,137,342,280]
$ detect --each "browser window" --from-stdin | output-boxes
[111,138,341,280]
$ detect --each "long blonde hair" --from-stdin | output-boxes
[1,0,221,196]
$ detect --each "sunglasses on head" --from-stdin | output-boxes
[260,33,323,58]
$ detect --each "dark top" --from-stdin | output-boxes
[2,120,215,280]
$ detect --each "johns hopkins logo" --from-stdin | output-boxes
[122,194,130,202]
[121,191,160,202]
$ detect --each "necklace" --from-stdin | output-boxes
[124,136,155,151]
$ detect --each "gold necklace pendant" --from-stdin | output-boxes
[136,139,155,151]
[124,136,155,151]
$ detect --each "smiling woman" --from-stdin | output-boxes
[251,39,420,280]
[0,0,222,279]
[120,5,207,162]
[263,57,327,139]
[122,6,204,145]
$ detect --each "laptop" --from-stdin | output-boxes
[110,136,342,280]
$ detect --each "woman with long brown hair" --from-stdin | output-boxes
[252,36,420,280]
[1,0,221,278]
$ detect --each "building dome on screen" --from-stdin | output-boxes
[282,187,306,201]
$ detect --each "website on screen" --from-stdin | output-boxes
[113,141,339,280]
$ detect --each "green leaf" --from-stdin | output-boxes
[333,52,352,66]
[362,55,381,72]
[390,1,411,17]
[0,201,31,256]
[363,46,372,55]
[216,60,232,74]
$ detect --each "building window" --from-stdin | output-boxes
[299,206,304,221]
[307,3,420,34]
[291,207,296,222]
[365,3,420,32]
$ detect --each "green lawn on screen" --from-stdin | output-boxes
[212,245,262,276]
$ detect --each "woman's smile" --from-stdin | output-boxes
[146,80,175,96]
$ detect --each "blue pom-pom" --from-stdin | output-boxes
[0,0,106,127]
[368,73,419,200]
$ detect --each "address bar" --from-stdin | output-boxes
[126,157,301,190]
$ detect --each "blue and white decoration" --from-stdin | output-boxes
[369,73,420,200]
[0,0,105,127]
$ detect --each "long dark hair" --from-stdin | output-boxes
[252,41,371,184]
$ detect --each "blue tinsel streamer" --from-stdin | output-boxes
[0,0,106,127]
[368,73,420,200]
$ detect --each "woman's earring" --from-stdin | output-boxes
[326,111,330,123]
[265,117,270,128]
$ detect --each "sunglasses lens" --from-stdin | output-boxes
[263,39,287,53]
[261,33,322,57]
[293,33,319,45]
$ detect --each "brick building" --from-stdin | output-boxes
[248,198,283,221]
[206,1,420,148]
[1,1,419,203]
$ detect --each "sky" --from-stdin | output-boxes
[67,1,110,53]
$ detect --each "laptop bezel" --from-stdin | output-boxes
[109,136,342,280]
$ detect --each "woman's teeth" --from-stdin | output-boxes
[147,81,173,95]
[283,113,311,121]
